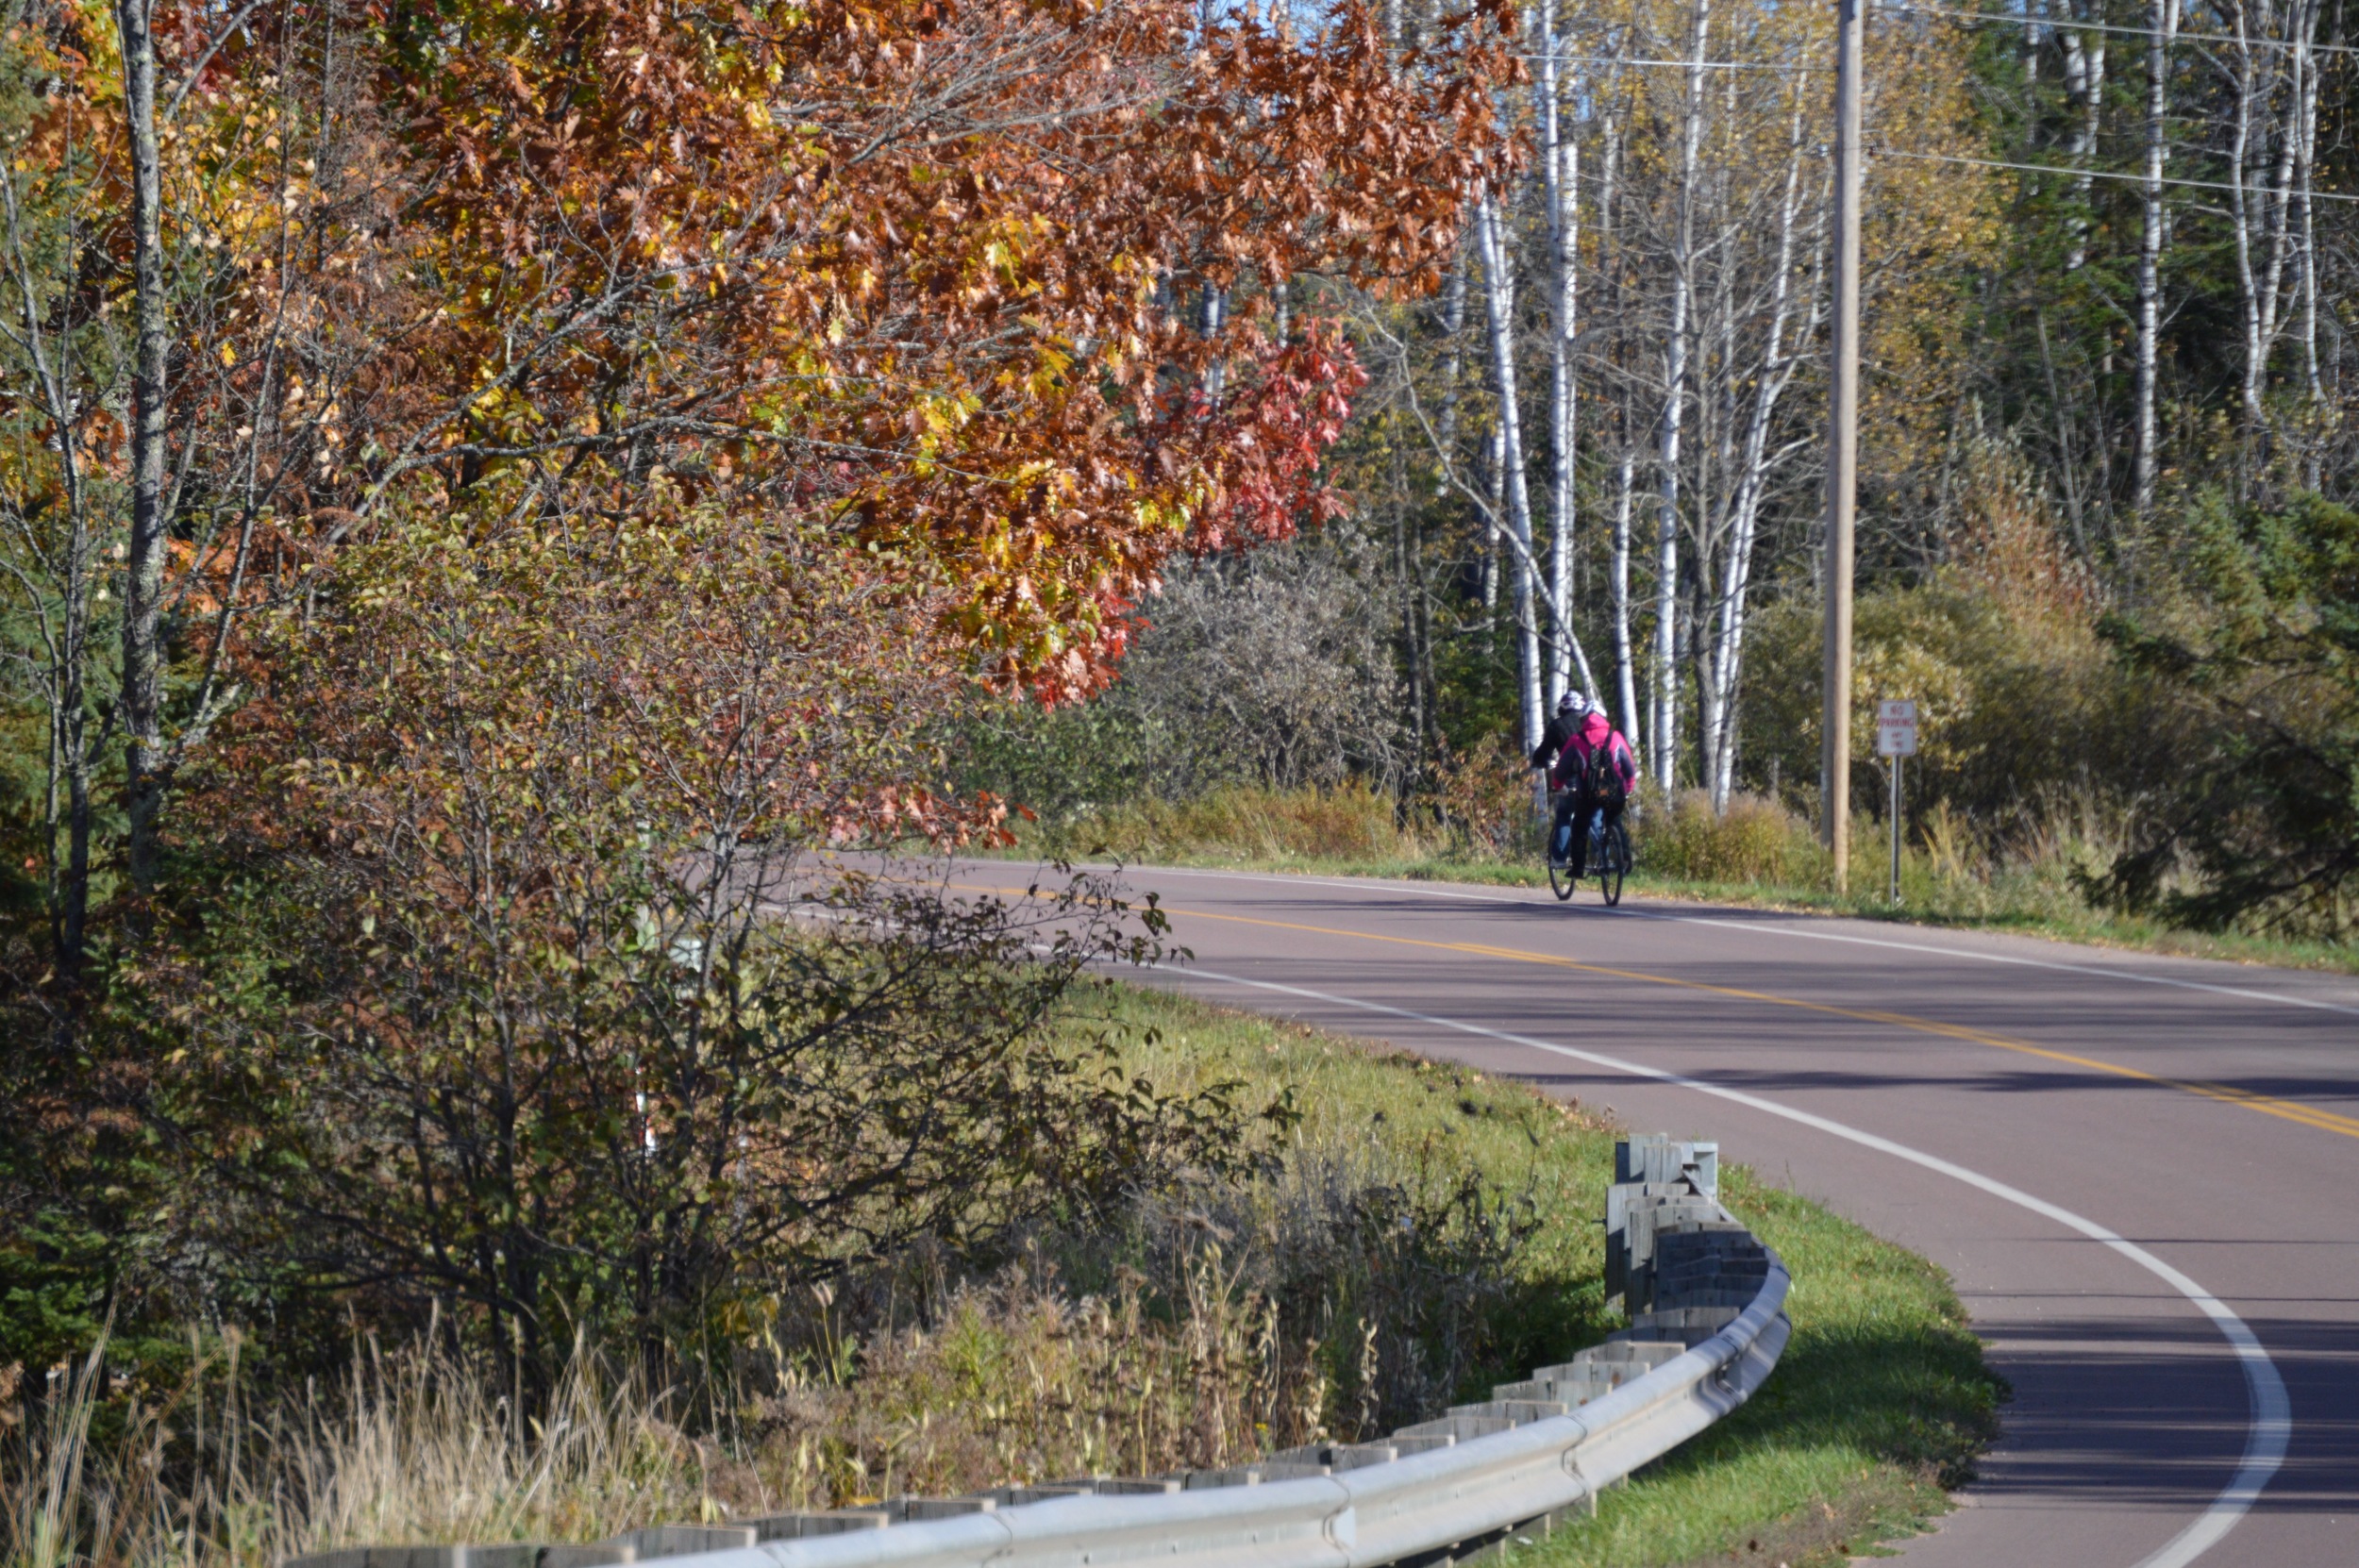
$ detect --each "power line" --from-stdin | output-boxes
[1883,3,2359,59]
[1878,146,2359,202]
[1517,53,1826,72]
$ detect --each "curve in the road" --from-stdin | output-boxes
[955,861,2359,1566]
[1166,959,2290,1568]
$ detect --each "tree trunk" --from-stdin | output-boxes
[2295,18,2321,412]
[2061,4,2107,273]
[119,0,172,892]
[1536,2,1578,704]
[2134,0,2177,517]
[1601,110,1641,748]
[1653,0,1709,793]
[2229,0,2282,450]
[1475,193,1546,754]
[1702,94,1814,810]
[2255,0,2304,406]
[1,160,97,978]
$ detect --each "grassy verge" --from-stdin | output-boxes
[989,785,2359,977]
[1081,981,2002,1568]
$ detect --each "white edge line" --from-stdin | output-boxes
[1153,961,2291,1568]
[1094,861,2359,1020]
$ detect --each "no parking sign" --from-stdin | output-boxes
[1877,699,1917,758]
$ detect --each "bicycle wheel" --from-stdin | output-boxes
[1599,822,1629,907]
[1548,853,1576,901]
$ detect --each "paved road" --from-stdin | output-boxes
[969,861,2359,1568]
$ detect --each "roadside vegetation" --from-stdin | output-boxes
[964,482,2359,972]
[4,985,1998,1568]
[985,780,2359,977]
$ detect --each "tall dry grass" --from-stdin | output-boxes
[5,1139,1538,1568]
[754,1249,1329,1506]
[1634,792,1819,885]
[4,1332,728,1568]
[1038,781,1432,863]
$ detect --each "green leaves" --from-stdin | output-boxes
[2086,492,2359,935]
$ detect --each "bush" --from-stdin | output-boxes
[14,512,1263,1404]
[951,534,1410,818]
[757,1140,1545,1506]
[4,1045,1559,1567]
[1635,792,1818,886]
[2086,492,2359,937]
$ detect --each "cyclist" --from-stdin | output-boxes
[1540,692,1636,874]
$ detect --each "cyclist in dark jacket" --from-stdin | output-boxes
[1540,693,1636,873]
[1530,690,1587,774]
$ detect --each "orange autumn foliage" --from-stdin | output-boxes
[369,0,1517,695]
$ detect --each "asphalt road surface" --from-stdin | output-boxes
[962,860,2359,1568]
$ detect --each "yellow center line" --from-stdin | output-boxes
[958,877,2359,1143]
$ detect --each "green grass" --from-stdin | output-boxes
[1078,981,2003,1568]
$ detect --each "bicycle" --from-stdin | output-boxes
[1547,795,1631,907]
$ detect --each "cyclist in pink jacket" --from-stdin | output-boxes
[1542,692,1636,873]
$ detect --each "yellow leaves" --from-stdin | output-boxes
[1026,342,1073,401]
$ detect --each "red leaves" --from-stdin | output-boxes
[353,0,1514,700]
[1189,321,1371,556]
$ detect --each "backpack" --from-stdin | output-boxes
[1584,735,1629,809]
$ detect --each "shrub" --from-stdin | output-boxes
[949,534,1411,818]
[73,513,1259,1401]
[1636,792,1817,885]
[4,1126,1552,1565]
[1432,734,1545,859]
[2086,492,2359,938]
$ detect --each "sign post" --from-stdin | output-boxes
[1875,701,1916,904]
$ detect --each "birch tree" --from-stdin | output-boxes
[2134,0,2180,517]
[1652,0,1711,793]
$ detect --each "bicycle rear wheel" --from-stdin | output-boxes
[1600,822,1629,907]
[1548,854,1577,901]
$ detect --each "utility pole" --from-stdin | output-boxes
[1821,0,1863,888]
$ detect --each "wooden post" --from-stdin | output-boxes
[1822,0,1863,888]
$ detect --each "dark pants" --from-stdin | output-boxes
[1550,790,1624,872]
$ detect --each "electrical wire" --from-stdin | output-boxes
[1516,53,1827,72]
[1877,146,2359,202]
[1882,2,2359,59]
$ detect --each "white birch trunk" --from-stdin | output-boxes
[1601,111,1642,748]
[1701,97,1815,810]
[1533,2,1593,702]
[1612,442,1639,748]
[1476,195,1546,754]
[2295,19,2322,413]
[1653,0,1710,793]
[2256,1,2304,383]
[2230,0,2269,435]
[2062,5,2106,273]
[2134,0,2176,516]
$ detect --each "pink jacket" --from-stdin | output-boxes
[1551,710,1637,794]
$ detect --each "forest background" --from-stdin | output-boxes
[0,0,2349,1561]
[967,0,2359,953]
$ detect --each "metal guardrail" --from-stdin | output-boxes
[291,1136,1788,1568]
